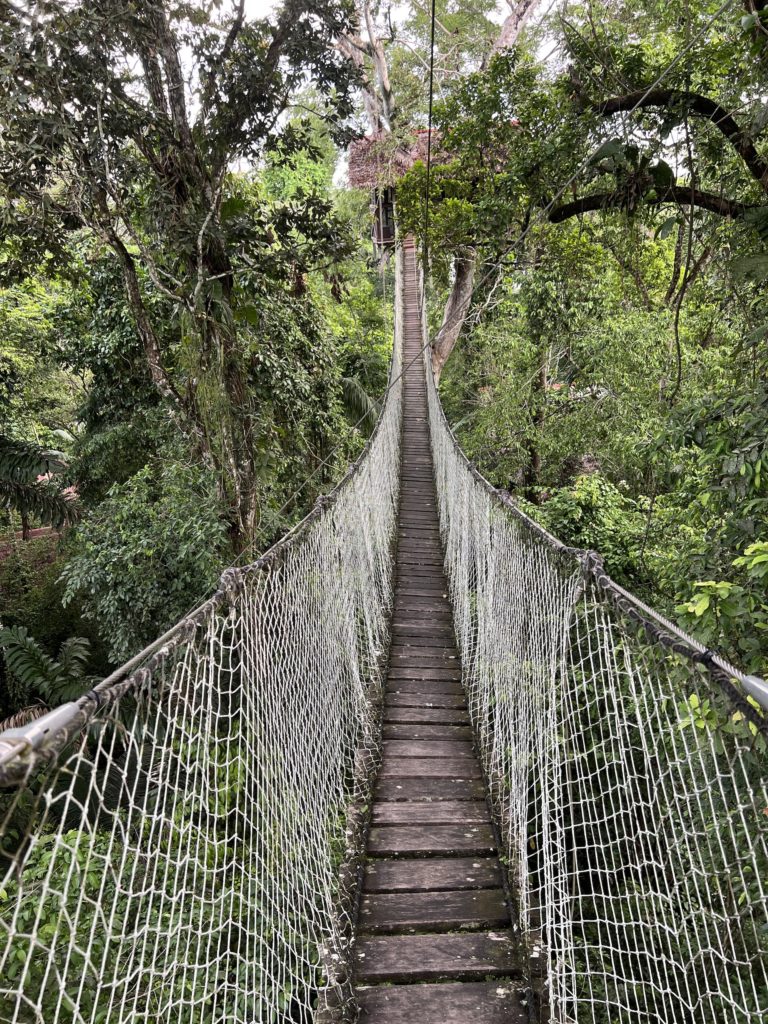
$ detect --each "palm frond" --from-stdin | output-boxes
[0,479,79,528]
[0,434,68,482]
[57,636,92,677]
[0,626,92,706]
[0,625,64,701]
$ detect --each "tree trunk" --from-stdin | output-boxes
[491,0,543,56]
[431,251,476,384]
[430,0,545,383]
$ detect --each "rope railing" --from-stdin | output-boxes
[419,274,768,1021]
[0,257,404,1024]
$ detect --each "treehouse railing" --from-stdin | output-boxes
[420,272,768,1022]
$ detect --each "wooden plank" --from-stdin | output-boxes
[364,856,503,893]
[385,693,466,709]
[354,931,520,983]
[356,981,526,1024]
[371,799,489,824]
[388,667,461,680]
[392,612,453,624]
[384,707,470,725]
[390,645,458,657]
[368,823,495,856]
[382,724,473,741]
[395,590,450,601]
[391,623,455,637]
[390,639,457,653]
[391,614,454,626]
[378,757,482,778]
[359,888,508,934]
[390,657,460,669]
[375,776,485,802]
[386,679,463,694]
[382,739,474,759]
[392,602,452,615]
[392,618,454,630]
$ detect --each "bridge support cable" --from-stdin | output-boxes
[421,278,768,1020]
[0,262,404,1023]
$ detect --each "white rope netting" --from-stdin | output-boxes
[424,321,768,1022]
[0,265,403,1024]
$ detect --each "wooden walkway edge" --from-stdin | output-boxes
[353,238,527,1023]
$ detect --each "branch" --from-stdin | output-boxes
[596,89,768,193]
[491,0,544,56]
[219,0,246,67]
[548,186,756,222]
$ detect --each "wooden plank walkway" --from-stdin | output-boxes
[354,238,526,1023]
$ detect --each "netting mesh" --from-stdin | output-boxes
[0,270,403,1024]
[424,329,768,1021]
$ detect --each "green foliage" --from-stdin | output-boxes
[0,0,363,548]
[677,542,768,675]
[0,627,92,707]
[417,0,768,673]
[527,474,647,585]
[60,460,230,663]
[0,273,86,444]
[0,434,78,531]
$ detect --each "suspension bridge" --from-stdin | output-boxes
[0,237,766,1023]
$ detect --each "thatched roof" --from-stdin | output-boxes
[348,129,437,190]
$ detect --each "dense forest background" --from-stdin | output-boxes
[1,0,767,726]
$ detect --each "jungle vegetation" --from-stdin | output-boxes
[1,0,767,715]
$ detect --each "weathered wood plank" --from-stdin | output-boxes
[385,693,466,709]
[389,633,456,645]
[392,619,454,631]
[382,724,473,741]
[367,823,495,856]
[386,679,464,694]
[378,757,482,778]
[356,981,527,1024]
[390,647,459,660]
[371,799,489,825]
[382,739,475,759]
[363,856,503,893]
[391,604,453,618]
[383,707,471,724]
[375,776,485,802]
[388,666,461,680]
[359,888,508,934]
[354,932,520,983]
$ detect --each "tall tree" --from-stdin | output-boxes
[0,0,359,549]
[339,1,545,379]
